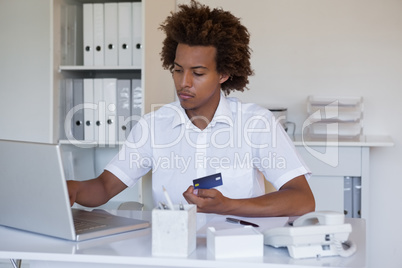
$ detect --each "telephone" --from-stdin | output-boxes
[263,211,356,259]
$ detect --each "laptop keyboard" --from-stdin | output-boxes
[74,219,106,232]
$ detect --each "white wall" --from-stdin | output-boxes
[190,0,402,267]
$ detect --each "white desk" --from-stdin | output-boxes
[0,212,366,268]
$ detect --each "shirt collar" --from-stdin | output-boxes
[171,91,234,129]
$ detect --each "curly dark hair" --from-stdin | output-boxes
[159,0,254,95]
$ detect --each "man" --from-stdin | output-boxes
[68,0,315,217]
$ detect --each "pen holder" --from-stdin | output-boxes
[152,204,197,257]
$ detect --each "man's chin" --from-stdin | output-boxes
[179,101,192,111]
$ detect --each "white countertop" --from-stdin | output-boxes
[292,135,393,147]
[0,211,366,268]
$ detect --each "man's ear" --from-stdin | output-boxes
[219,74,230,84]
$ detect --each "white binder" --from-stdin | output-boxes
[118,2,132,66]
[61,4,78,65]
[116,79,131,142]
[132,2,142,67]
[72,79,84,141]
[93,3,104,66]
[131,78,142,109]
[94,79,105,144]
[64,79,74,140]
[104,3,118,66]
[352,177,362,218]
[72,79,84,140]
[60,3,68,64]
[59,78,67,140]
[83,3,94,66]
[103,78,117,145]
[343,176,353,218]
[131,78,143,129]
[83,79,95,142]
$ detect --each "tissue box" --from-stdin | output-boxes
[152,204,196,257]
[207,226,263,259]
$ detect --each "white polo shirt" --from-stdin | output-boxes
[105,93,310,206]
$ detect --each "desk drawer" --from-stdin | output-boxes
[296,146,361,176]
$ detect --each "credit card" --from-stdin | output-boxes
[193,173,223,189]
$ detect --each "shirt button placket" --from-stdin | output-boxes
[195,131,207,178]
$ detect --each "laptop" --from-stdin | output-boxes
[0,139,150,241]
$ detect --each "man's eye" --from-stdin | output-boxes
[193,72,204,76]
[174,69,182,73]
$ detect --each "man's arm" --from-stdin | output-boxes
[183,175,315,217]
[67,170,127,207]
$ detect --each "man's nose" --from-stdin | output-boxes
[180,71,193,88]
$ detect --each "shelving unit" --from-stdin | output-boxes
[0,0,176,210]
[59,66,141,71]
[57,0,176,209]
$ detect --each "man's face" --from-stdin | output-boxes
[173,43,228,116]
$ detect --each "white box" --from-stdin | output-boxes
[152,204,196,257]
[207,226,264,259]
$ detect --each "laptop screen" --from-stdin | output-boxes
[0,140,76,240]
[0,139,150,241]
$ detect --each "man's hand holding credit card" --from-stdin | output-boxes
[193,173,223,189]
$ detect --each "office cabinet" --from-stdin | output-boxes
[296,146,362,215]
[293,135,393,223]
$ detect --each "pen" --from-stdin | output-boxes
[162,185,175,210]
[226,217,259,228]
[158,202,167,210]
